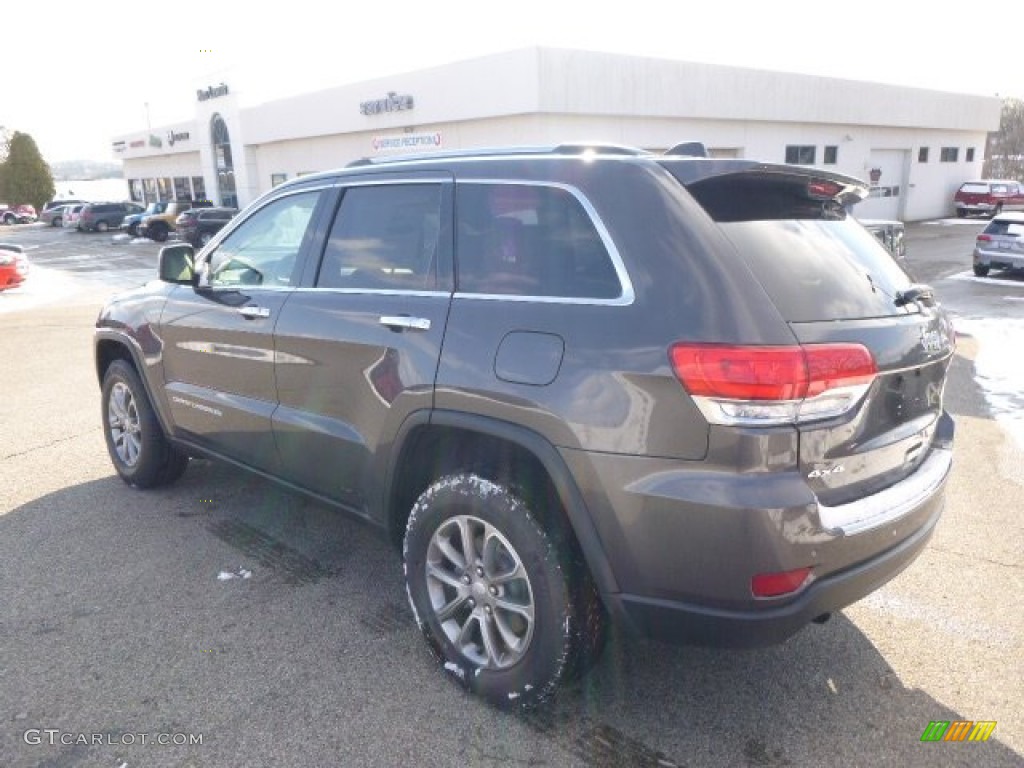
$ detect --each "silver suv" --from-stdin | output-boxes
[94,143,956,709]
[973,211,1024,276]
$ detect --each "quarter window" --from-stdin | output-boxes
[785,145,816,165]
[455,183,620,299]
[316,184,442,291]
[207,191,320,288]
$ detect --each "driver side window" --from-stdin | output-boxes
[207,191,320,287]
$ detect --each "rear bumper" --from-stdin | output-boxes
[609,497,941,646]
[564,413,954,647]
[975,247,1024,270]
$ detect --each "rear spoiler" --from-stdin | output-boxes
[658,159,869,207]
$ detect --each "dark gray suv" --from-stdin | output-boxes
[94,144,956,709]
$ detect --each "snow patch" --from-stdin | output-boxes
[217,568,252,581]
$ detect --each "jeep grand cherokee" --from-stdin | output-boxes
[94,143,955,709]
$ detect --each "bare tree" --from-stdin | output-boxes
[983,99,1024,180]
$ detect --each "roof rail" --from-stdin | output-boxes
[664,141,709,158]
[346,142,651,167]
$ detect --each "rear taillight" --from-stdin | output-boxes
[977,234,992,242]
[669,343,877,426]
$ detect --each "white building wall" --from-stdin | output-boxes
[114,47,1002,220]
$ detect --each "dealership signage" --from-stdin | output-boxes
[112,140,126,153]
[372,132,442,152]
[129,139,145,148]
[148,134,162,148]
[360,91,414,116]
[197,83,230,102]
[167,130,191,146]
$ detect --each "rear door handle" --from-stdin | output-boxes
[238,306,271,319]
[379,315,431,331]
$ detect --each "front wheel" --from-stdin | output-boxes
[52,216,63,227]
[2,213,14,225]
[404,473,600,709]
[96,220,109,232]
[200,231,213,246]
[101,360,188,488]
[150,223,169,242]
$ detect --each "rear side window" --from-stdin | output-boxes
[316,184,442,291]
[455,183,620,299]
[959,183,990,194]
[680,172,914,322]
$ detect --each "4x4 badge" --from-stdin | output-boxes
[808,465,845,479]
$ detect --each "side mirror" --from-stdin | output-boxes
[158,244,196,284]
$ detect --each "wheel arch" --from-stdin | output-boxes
[95,332,176,439]
[384,409,620,597]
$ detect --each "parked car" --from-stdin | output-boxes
[954,179,1024,218]
[95,143,956,710]
[174,207,238,247]
[139,199,213,242]
[40,205,70,227]
[122,202,167,238]
[42,198,87,214]
[972,211,1024,276]
[62,204,86,230]
[0,204,38,225]
[78,202,145,232]
[860,218,906,261]
[0,243,30,290]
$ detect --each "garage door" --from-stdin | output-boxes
[856,149,909,220]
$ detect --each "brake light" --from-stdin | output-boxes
[669,343,876,426]
[807,179,842,199]
[752,567,812,597]
[977,234,992,242]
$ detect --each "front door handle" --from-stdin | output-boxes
[238,306,271,319]
[379,315,431,332]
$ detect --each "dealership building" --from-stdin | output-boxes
[112,47,1001,221]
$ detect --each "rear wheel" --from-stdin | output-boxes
[955,209,966,218]
[97,220,109,232]
[973,264,990,277]
[150,222,169,242]
[2,213,14,225]
[993,204,1003,217]
[200,231,214,246]
[52,216,62,227]
[404,472,603,709]
[101,360,188,488]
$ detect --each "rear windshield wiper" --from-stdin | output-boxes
[894,283,935,308]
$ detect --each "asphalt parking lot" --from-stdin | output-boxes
[0,221,1021,767]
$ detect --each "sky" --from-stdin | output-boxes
[4,0,1018,165]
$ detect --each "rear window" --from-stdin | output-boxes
[984,219,1024,237]
[959,183,990,194]
[682,172,914,322]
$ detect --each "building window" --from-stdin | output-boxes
[271,173,288,187]
[823,146,838,165]
[129,180,144,202]
[211,113,237,208]
[191,177,207,202]
[143,179,157,203]
[918,147,929,163]
[940,147,959,162]
[966,147,976,162]
[173,177,190,200]
[785,145,816,165]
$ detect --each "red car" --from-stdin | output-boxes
[954,180,1024,218]
[0,243,30,290]
[0,204,38,225]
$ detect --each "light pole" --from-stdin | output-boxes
[144,102,151,131]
